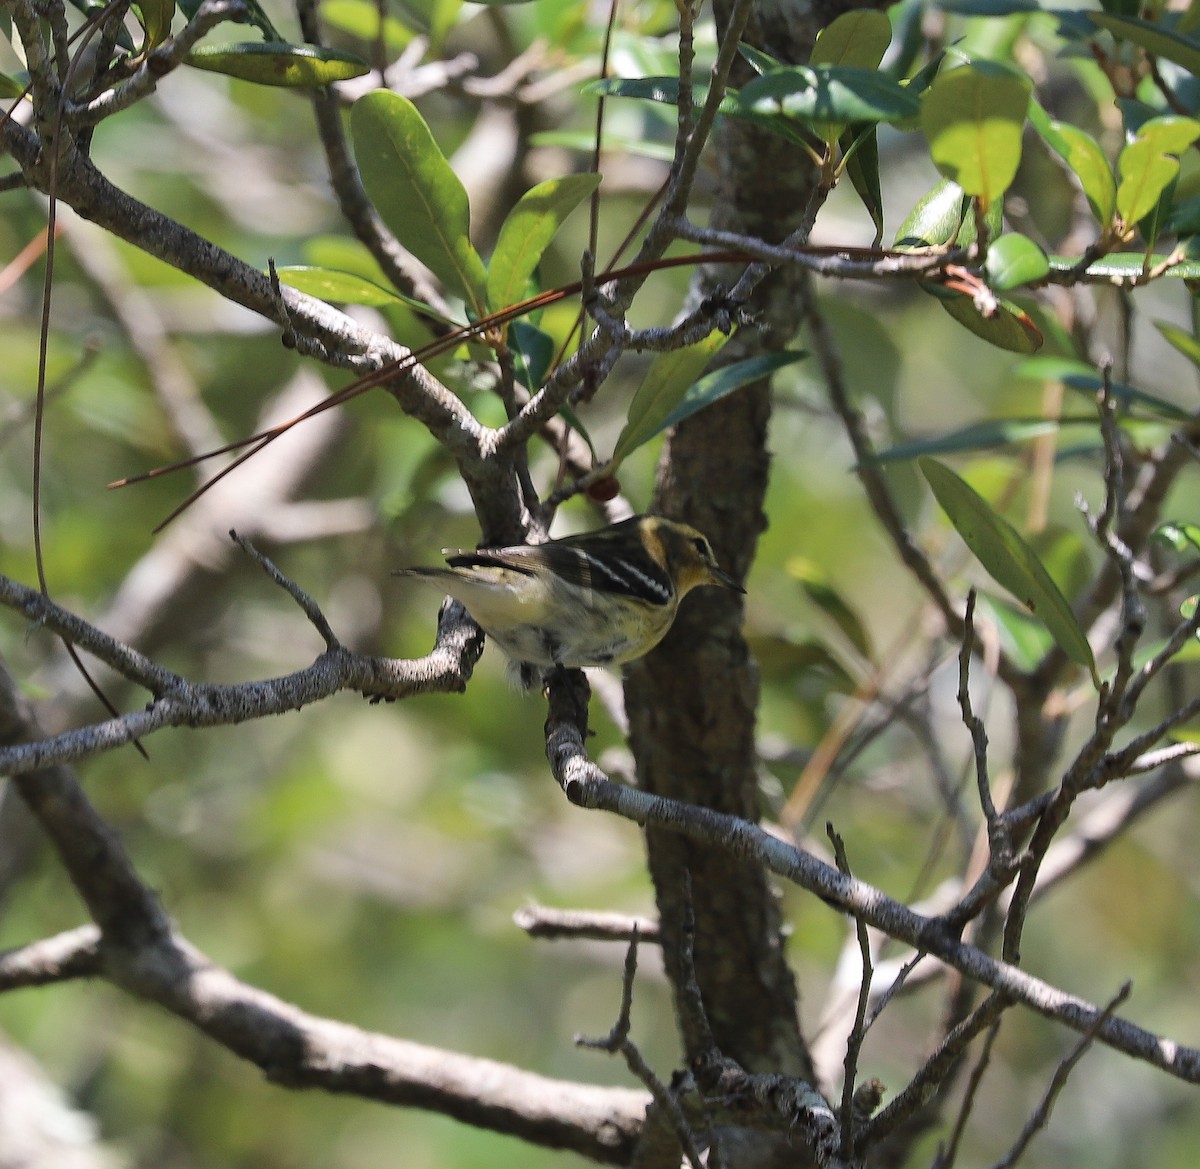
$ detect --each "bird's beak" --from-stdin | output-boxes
[710,566,746,594]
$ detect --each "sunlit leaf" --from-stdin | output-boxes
[611,331,728,467]
[1028,101,1116,226]
[895,178,968,248]
[657,351,807,435]
[810,9,892,69]
[921,62,1031,207]
[985,233,1050,290]
[1047,251,1200,278]
[274,266,455,324]
[1116,116,1200,226]
[185,43,369,87]
[320,0,414,53]
[486,173,600,314]
[920,457,1099,685]
[351,91,488,314]
[1154,521,1200,553]
[0,71,28,99]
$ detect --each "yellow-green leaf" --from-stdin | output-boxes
[611,331,728,468]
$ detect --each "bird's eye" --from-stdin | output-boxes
[692,537,710,558]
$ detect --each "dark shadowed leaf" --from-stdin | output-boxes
[787,557,873,659]
[657,351,807,435]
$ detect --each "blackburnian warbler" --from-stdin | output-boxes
[396,515,744,686]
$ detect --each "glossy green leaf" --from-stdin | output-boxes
[611,331,728,468]
[895,178,968,248]
[1047,251,1200,279]
[787,557,873,659]
[810,9,892,69]
[657,350,807,435]
[486,173,600,314]
[1091,11,1200,76]
[738,65,920,132]
[738,44,784,75]
[1029,101,1116,226]
[939,294,1043,352]
[1117,116,1200,226]
[921,63,1032,206]
[842,123,884,244]
[986,233,1050,290]
[920,457,1099,685]
[185,43,370,87]
[135,0,174,46]
[509,321,556,393]
[351,91,488,314]
[1154,319,1200,371]
[274,266,454,323]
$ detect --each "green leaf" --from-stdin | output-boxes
[738,65,920,135]
[350,91,488,315]
[1154,521,1200,553]
[320,0,414,53]
[895,178,969,248]
[1047,251,1200,279]
[842,123,884,245]
[0,71,28,99]
[178,0,278,36]
[921,62,1032,207]
[1116,115,1200,227]
[1091,11,1200,76]
[135,0,174,46]
[869,417,1092,463]
[588,76,814,148]
[184,43,370,87]
[1154,319,1200,371]
[787,557,873,659]
[509,321,556,393]
[810,9,892,69]
[610,331,728,467]
[1016,355,1193,420]
[486,173,600,314]
[939,294,1043,353]
[1028,101,1116,226]
[985,233,1050,290]
[975,593,1055,672]
[657,351,807,435]
[920,457,1099,685]
[274,266,455,323]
